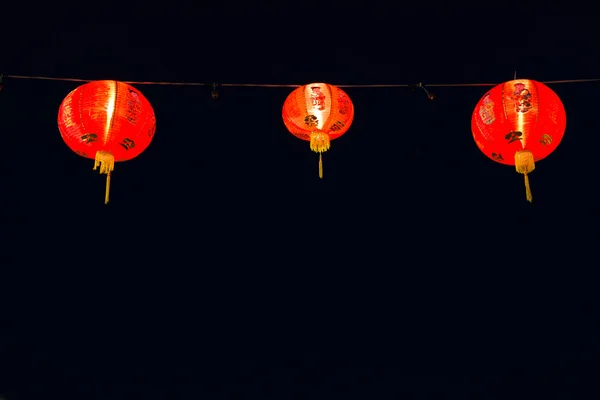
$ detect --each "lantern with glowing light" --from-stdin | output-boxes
[282,83,354,178]
[471,79,566,202]
[58,80,156,204]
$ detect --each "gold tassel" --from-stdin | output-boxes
[310,131,330,153]
[310,131,330,179]
[319,153,323,179]
[93,151,115,204]
[523,173,532,203]
[515,149,535,203]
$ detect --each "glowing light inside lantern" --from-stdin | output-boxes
[103,81,117,145]
[518,112,526,149]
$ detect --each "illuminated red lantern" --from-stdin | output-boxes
[282,83,354,178]
[58,80,156,204]
[471,79,566,202]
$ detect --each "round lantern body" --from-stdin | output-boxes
[58,80,156,162]
[283,83,354,142]
[57,80,156,203]
[282,83,354,178]
[471,79,566,202]
[472,79,566,165]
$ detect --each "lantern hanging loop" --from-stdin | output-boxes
[211,82,219,99]
[416,82,435,100]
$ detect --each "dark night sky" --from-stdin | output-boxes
[1,6,599,399]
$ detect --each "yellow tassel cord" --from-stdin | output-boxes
[318,153,323,179]
[514,149,535,203]
[310,131,330,179]
[93,151,115,204]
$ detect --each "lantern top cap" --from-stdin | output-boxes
[302,82,331,87]
[501,78,544,85]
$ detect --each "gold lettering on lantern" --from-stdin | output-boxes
[491,152,504,161]
[330,120,345,131]
[539,134,553,146]
[81,133,98,143]
[479,94,495,124]
[304,115,318,128]
[505,131,523,144]
[512,83,533,113]
[310,86,326,110]
[61,91,77,129]
[549,106,558,124]
[120,138,136,150]
[338,92,351,115]
[75,150,88,157]
[125,89,143,124]
[148,117,156,138]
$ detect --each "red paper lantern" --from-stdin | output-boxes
[282,83,354,178]
[58,80,156,203]
[471,79,566,202]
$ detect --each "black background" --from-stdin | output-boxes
[1,6,599,399]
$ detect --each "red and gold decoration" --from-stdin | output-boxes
[58,80,156,204]
[282,83,354,178]
[471,79,566,202]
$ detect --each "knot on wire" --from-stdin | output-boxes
[414,82,435,100]
[211,82,219,99]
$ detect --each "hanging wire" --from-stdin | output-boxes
[4,74,600,88]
